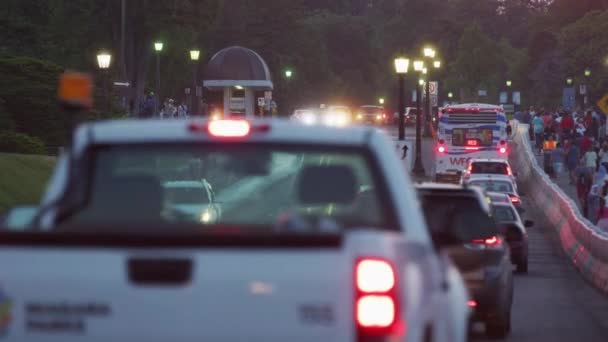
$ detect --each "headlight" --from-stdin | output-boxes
[301,113,317,125]
[376,114,382,120]
[200,209,216,223]
[357,113,363,120]
[211,112,221,121]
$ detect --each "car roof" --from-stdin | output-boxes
[468,174,513,182]
[163,181,207,188]
[416,182,466,190]
[469,158,510,163]
[76,118,376,148]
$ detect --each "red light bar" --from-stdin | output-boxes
[464,146,480,151]
[207,120,251,137]
[466,139,478,146]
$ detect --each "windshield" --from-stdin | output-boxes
[469,180,514,193]
[493,205,517,222]
[472,162,508,174]
[419,193,494,235]
[452,128,494,146]
[164,187,209,205]
[62,144,395,231]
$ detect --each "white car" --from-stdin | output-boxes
[163,180,221,223]
[3,118,478,342]
[463,158,516,186]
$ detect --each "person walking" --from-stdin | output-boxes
[560,112,574,140]
[566,141,580,184]
[583,146,598,176]
[552,142,565,176]
[576,159,592,216]
[532,114,545,154]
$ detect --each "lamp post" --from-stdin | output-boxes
[412,60,426,176]
[422,47,439,137]
[96,52,112,113]
[154,41,163,116]
[379,98,385,105]
[583,68,591,106]
[394,57,410,141]
[566,77,573,86]
[283,68,294,115]
[190,49,200,116]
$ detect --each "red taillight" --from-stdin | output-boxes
[382,113,386,119]
[467,300,477,308]
[355,258,403,337]
[207,120,250,137]
[500,140,506,145]
[437,145,446,153]
[499,147,507,154]
[472,235,502,247]
[357,259,395,293]
[507,165,513,176]
[439,139,445,144]
[510,195,520,203]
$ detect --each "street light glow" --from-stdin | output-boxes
[285,69,293,78]
[433,60,441,68]
[394,57,410,74]
[566,77,573,85]
[448,92,453,98]
[154,42,164,52]
[584,68,591,77]
[235,85,243,90]
[418,79,425,85]
[190,49,200,61]
[422,67,428,75]
[96,52,111,69]
[423,47,436,58]
[379,98,385,105]
[413,60,424,71]
[506,80,512,87]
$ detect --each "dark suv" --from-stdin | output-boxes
[416,183,514,338]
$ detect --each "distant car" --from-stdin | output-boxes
[491,201,533,273]
[393,107,418,126]
[291,108,319,125]
[486,191,525,215]
[355,105,387,125]
[416,183,514,338]
[466,174,522,212]
[323,106,353,126]
[464,158,516,186]
[163,180,221,224]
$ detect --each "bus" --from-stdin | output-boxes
[434,103,508,183]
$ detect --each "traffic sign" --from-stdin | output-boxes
[512,92,521,105]
[598,94,608,115]
[257,97,265,106]
[499,92,508,104]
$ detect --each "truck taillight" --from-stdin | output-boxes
[499,147,507,154]
[507,165,513,176]
[471,235,503,248]
[355,258,403,338]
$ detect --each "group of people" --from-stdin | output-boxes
[524,106,608,230]
[159,99,189,119]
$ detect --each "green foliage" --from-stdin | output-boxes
[0,152,55,213]
[0,56,66,148]
[0,131,47,155]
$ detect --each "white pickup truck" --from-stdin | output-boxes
[0,119,483,341]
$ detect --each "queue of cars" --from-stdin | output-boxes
[0,117,531,341]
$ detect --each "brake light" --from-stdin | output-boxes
[507,165,513,176]
[437,145,446,153]
[467,300,477,308]
[382,113,386,119]
[357,259,395,292]
[355,258,403,337]
[207,120,250,137]
[472,235,502,247]
[509,195,520,203]
[499,147,507,154]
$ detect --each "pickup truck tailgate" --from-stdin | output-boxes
[0,240,354,341]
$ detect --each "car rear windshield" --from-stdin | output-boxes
[469,180,513,193]
[493,205,517,222]
[61,144,397,233]
[418,192,493,235]
[471,162,508,174]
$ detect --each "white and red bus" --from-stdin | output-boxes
[434,103,508,183]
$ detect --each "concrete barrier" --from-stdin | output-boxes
[510,123,608,294]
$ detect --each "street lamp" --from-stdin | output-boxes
[584,68,591,77]
[566,77,573,86]
[423,47,436,58]
[154,41,163,116]
[506,80,512,87]
[394,56,410,141]
[285,69,293,79]
[379,98,385,105]
[433,60,441,68]
[96,52,112,113]
[190,49,201,116]
[448,92,453,99]
[413,65,426,177]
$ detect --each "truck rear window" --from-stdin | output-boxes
[61,144,397,233]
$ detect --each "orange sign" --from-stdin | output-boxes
[58,71,93,109]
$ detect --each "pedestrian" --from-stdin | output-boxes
[583,146,598,176]
[580,134,592,153]
[532,114,544,153]
[598,142,608,170]
[576,159,592,216]
[566,141,580,184]
[560,112,575,140]
[552,142,565,176]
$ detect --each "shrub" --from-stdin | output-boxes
[0,131,47,155]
